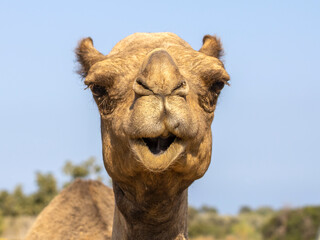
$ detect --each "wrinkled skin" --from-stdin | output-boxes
[75,32,229,240]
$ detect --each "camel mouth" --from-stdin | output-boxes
[129,133,185,171]
[142,134,176,155]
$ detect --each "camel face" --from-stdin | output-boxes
[76,33,229,197]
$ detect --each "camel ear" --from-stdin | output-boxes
[75,37,106,77]
[199,35,223,59]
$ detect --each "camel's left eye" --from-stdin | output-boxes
[209,81,225,95]
[90,84,106,97]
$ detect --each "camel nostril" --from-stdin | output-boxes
[133,77,154,96]
[172,81,186,92]
[136,78,150,90]
[171,80,189,97]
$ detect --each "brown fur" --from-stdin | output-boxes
[75,37,107,78]
[199,35,224,59]
[26,32,229,240]
[25,180,114,240]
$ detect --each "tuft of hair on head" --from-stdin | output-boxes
[199,35,224,59]
[75,37,106,78]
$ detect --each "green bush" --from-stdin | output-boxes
[0,173,58,216]
[189,219,231,238]
[239,206,252,214]
[262,206,320,240]
[62,157,104,186]
[30,172,58,215]
[255,207,274,216]
[0,186,32,216]
[188,206,236,238]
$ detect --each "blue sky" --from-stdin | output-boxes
[0,0,319,214]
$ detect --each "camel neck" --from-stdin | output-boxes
[111,182,188,240]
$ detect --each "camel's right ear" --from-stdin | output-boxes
[75,37,106,78]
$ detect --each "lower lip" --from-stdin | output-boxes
[129,138,186,171]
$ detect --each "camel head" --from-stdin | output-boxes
[76,33,229,203]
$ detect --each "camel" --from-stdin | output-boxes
[25,32,230,240]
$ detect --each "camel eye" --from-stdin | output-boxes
[209,81,225,95]
[90,84,106,97]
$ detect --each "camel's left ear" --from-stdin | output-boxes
[199,35,223,59]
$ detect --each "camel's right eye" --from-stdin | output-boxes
[90,84,107,98]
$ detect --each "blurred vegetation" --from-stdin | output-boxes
[0,157,104,217]
[188,205,275,240]
[0,210,3,235]
[189,206,320,240]
[262,206,320,240]
[62,157,104,187]
[0,157,320,240]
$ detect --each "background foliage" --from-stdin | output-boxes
[0,210,3,235]
[0,158,319,240]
